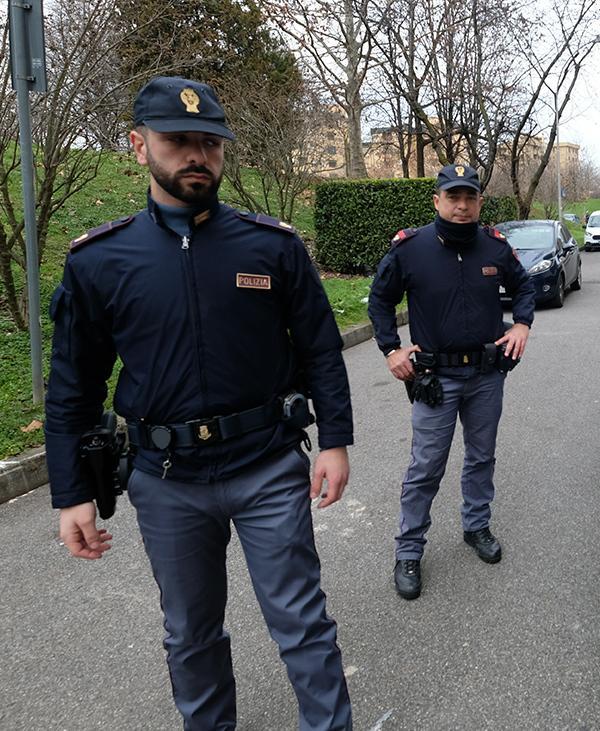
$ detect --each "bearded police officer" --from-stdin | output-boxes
[45,77,353,730]
[368,164,535,601]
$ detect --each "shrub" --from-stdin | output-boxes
[314,177,518,273]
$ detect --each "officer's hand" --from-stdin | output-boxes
[386,345,421,381]
[59,502,112,560]
[310,447,349,509]
[495,323,530,360]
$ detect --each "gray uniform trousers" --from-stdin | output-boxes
[127,445,352,731]
[396,368,506,560]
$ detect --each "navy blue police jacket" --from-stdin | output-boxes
[368,222,536,355]
[45,196,353,509]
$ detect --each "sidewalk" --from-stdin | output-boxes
[0,312,408,504]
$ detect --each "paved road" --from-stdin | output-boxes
[2,253,600,731]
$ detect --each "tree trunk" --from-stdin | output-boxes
[416,123,425,178]
[0,234,26,331]
[346,105,367,178]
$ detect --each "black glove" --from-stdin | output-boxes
[412,371,444,407]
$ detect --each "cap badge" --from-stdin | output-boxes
[180,88,200,114]
[455,165,465,177]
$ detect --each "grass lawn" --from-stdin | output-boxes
[0,152,374,459]
[530,198,600,247]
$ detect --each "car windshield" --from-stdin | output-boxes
[498,223,554,250]
[588,215,600,227]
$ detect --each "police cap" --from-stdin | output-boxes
[134,76,235,140]
[436,164,481,193]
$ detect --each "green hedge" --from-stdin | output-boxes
[314,178,518,273]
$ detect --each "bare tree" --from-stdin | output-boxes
[260,0,379,178]
[365,0,451,177]
[508,0,600,219]
[578,152,600,199]
[365,0,525,186]
[0,0,171,328]
[222,73,335,222]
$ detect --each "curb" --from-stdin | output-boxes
[0,446,48,504]
[0,311,409,505]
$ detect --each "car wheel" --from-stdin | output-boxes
[551,276,565,308]
[571,263,582,291]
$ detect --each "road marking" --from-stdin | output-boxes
[368,709,395,731]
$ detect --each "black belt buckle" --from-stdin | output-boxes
[191,417,221,444]
[149,425,172,450]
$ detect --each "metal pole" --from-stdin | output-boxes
[11,0,44,404]
[555,89,562,223]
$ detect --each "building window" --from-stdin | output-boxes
[328,159,338,168]
[326,145,337,155]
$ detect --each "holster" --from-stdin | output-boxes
[496,344,520,373]
[480,343,498,374]
[80,412,130,520]
[480,343,521,374]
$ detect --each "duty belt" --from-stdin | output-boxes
[127,392,313,451]
[416,345,500,372]
[128,401,283,450]
[434,351,484,367]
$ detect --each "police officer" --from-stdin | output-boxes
[45,76,353,730]
[368,164,536,601]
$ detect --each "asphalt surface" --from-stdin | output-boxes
[2,252,600,731]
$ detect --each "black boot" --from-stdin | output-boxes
[394,559,422,600]
[463,527,502,563]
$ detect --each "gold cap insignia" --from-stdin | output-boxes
[455,165,465,177]
[180,88,200,114]
[463,354,469,364]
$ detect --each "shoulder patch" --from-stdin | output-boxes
[70,216,136,252]
[391,228,417,247]
[483,225,507,242]
[235,210,296,234]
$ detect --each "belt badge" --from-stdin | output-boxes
[180,88,200,114]
[198,424,211,440]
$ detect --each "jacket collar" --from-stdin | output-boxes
[146,189,221,229]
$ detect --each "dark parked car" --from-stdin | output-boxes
[495,219,582,308]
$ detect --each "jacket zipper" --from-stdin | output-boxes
[180,233,206,403]
[456,251,469,335]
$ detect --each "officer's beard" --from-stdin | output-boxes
[149,160,221,210]
[435,214,478,249]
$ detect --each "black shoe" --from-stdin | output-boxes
[463,527,502,563]
[394,559,422,600]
